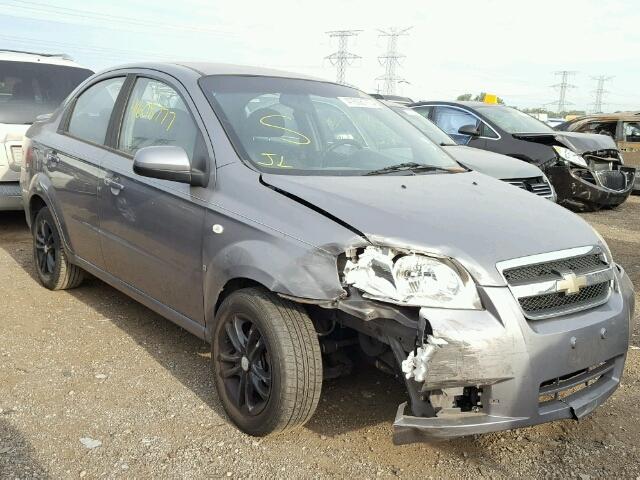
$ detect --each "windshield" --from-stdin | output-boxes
[475,105,553,134]
[0,61,93,124]
[390,105,456,146]
[199,75,459,176]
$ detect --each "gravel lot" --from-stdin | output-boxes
[1,198,639,479]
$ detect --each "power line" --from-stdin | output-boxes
[324,30,361,85]
[376,27,412,95]
[550,70,577,113]
[2,0,232,36]
[591,75,614,113]
[0,33,183,63]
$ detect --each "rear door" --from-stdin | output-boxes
[619,120,640,171]
[98,73,208,323]
[48,75,126,269]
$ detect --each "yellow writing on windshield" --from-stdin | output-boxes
[132,101,176,131]
[259,114,311,145]
[258,153,292,168]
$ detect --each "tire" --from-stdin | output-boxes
[32,207,84,290]
[212,287,322,436]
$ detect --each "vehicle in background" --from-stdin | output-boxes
[21,62,635,444]
[555,112,640,193]
[385,102,556,200]
[369,93,414,105]
[546,118,566,128]
[411,101,635,211]
[0,50,92,211]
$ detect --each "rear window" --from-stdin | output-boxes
[0,60,93,124]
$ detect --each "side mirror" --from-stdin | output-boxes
[133,146,193,184]
[458,124,481,137]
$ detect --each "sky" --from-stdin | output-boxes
[1,0,639,112]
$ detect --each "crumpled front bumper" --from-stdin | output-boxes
[392,265,635,444]
[546,165,635,208]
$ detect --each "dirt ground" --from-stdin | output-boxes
[1,197,639,479]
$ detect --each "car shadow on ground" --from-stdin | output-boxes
[0,419,49,478]
[0,211,409,437]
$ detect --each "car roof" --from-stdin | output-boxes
[104,61,329,83]
[410,100,500,109]
[0,49,87,68]
[569,112,640,122]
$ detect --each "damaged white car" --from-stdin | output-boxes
[22,63,636,444]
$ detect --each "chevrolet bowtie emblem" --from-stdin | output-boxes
[556,272,588,295]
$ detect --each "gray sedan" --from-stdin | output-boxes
[21,63,635,443]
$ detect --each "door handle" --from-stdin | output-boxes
[45,152,60,168]
[104,177,125,193]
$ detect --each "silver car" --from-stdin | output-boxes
[21,63,635,444]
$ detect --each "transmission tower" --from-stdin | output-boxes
[376,27,412,95]
[325,30,362,85]
[550,70,577,113]
[591,75,614,113]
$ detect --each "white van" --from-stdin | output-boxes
[0,50,92,210]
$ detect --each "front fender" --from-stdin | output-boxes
[203,233,345,327]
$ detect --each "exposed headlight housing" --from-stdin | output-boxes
[553,145,588,168]
[343,246,482,310]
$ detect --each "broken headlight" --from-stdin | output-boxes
[344,246,481,309]
[553,146,588,168]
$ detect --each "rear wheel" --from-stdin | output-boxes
[212,288,322,436]
[32,207,84,290]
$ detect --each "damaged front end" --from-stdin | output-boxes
[547,148,635,210]
[515,133,636,210]
[323,243,635,445]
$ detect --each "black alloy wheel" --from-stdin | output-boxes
[217,314,272,416]
[34,215,56,278]
[212,288,322,436]
[32,207,84,290]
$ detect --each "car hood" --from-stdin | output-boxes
[513,131,619,155]
[262,170,602,286]
[444,145,543,180]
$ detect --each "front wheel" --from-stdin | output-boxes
[212,288,322,436]
[32,207,84,290]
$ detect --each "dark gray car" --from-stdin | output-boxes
[385,102,556,200]
[21,63,635,444]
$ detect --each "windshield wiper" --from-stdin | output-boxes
[365,162,451,176]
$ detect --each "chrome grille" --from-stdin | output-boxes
[496,246,614,320]
[520,282,609,316]
[504,176,553,198]
[503,253,606,285]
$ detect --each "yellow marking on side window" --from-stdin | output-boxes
[131,100,176,131]
[259,115,311,145]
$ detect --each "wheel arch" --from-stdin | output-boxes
[25,179,73,257]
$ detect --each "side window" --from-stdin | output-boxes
[480,122,498,138]
[432,106,478,144]
[67,77,125,145]
[119,78,198,160]
[579,121,616,138]
[623,122,640,142]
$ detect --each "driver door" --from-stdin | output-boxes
[431,106,486,148]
